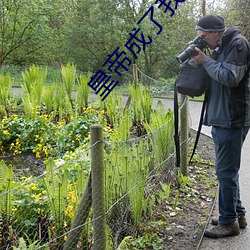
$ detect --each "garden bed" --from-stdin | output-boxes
[0,130,217,250]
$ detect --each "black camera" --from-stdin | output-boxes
[176,36,208,64]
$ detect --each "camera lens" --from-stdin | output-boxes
[176,37,208,63]
[176,45,198,63]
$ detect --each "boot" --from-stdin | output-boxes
[211,214,247,229]
[204,222,240,238]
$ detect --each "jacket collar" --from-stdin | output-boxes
[221,26,241,46]
[212,26,241,58]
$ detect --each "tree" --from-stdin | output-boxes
[0,0,51,65]
[220,0,250,39]
[65,0,198,79]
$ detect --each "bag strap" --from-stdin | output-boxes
[188,91,208,164]
[174,80,180,168]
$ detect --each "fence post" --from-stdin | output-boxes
[91,124,106,250]
[125,64,138,109]
[180,94,188,176]
[133,64,138,86]
[63,175,92,250]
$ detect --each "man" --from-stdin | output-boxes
[192,15,250,238]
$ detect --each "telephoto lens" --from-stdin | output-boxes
[176,36,208,63]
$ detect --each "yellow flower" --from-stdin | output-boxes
[14,149,22,155]
[36,152,41,159]
[71,195,76,204]
[26,183,37,191]
[65,205,74,218]
[100,110,106,115]
[32,193,42,201]
[3,130,9,135]
[12,207,17,212]
[43,147,49,157]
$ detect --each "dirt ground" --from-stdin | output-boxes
[159,130,217,250]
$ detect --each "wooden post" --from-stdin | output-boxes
[91,124,106,250]
[63,175,92,250]
[133,64,138,86]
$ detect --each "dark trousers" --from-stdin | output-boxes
[211,126,249,225]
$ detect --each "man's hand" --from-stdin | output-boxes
[192,47,207,64]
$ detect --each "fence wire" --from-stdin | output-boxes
[0,68,192,249]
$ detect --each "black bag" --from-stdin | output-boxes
[175,58,209,97]
[174,58,209,168]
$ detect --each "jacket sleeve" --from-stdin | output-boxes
[203,38,250,87]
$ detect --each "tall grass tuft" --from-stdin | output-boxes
[0,161,14,222]
[76,73,91,113]
[102,92,123,129]
[21,65,47,118]
[43,159,68,238]
[145,100,175,164]
[129,84,153,135]
[43,84,56,114]
[105,137,153,229]
[0,73,12,117]
[61,63,76,103]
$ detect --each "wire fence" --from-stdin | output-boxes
[0,66,191,249]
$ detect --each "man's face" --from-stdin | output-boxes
[196,30,222,49]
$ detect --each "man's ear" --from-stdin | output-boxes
[216,31,224,39]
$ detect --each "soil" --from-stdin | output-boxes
[0,152,45,180]
[158,130,217,250]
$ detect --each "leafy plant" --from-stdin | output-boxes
[158,182,171,203]
[0,106,103,157]
[60,63,76,103]
[172,190,180,210]
[178,173,192,189]
[145,100,174,164]
[101,91,123,129]
[43,84,56,114]
[129,84,153,129]
[0,73,12,117]
[12,176,49,241]
[13,236,42,250]
[0,161,15,221]
[76,73,91,111]
[117,233,163,250]
[43,159,68,220]
[105,136,153,245]
[21,65,47,118]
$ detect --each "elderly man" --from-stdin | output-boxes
[192,15,250,238]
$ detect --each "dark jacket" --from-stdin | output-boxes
[203,26,250,128]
